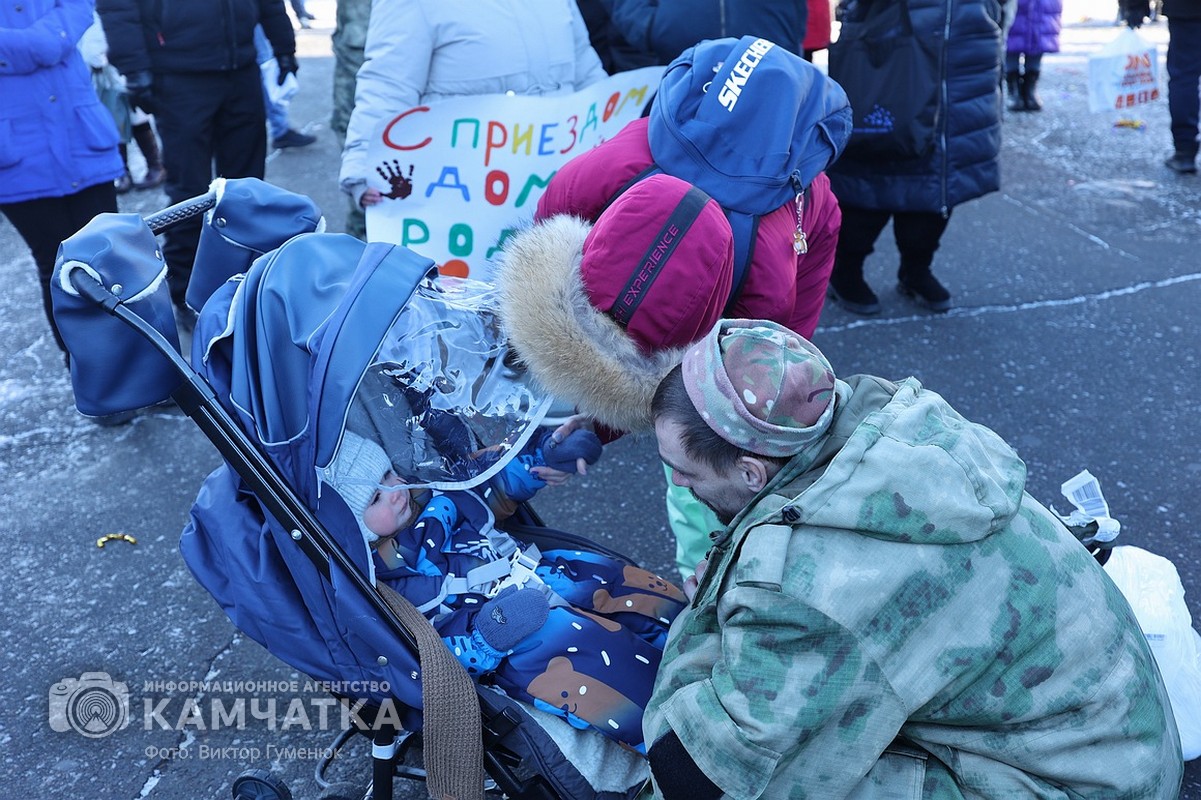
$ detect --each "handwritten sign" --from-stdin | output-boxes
[364,67,664,280]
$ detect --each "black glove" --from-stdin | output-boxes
[124,71,156,115]
[275,53,299,86]
[1122,0,1149,27]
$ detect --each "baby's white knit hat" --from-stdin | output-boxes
[328,431,394,544]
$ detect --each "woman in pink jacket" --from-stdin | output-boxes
[495,37,848,578]
[530,115,842,344]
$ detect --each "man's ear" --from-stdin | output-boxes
[735,456,770,493]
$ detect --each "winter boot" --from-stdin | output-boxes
[1006,71,1026,112]
[1164,150,1198,174]
[1020,70,1043,112]
[826,256,881,316]
[131,122,166,189]
[897,263,952,312]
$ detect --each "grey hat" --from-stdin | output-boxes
[328,431,394,544]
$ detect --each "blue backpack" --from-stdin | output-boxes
[618,36,852,310]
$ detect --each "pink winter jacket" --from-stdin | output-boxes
[534,117,841,340]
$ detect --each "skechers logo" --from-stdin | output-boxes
[717,38,775,111]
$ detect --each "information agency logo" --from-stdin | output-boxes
[49,672,131,739]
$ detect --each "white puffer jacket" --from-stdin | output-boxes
[339,0,606,203]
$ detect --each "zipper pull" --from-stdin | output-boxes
[793,192,808,255]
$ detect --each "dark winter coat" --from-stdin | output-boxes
[609,0,807,63]
[1006,0,1062,55]
[828,0,1003,214]
[1163,0,1201,19]
[96,0,294,75]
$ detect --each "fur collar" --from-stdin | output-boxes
[495,216,685,435]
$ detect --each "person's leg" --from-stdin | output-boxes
[212,65,269,182]
[1022,51,1044,111]
[154,70,223,311]
[827,204,891,315]
[0,181,118,356]
[253,26,291,142]
[1165,18,1201,172]
[289,0,314,23]
[1004,51,1024,111]
[536,547,686,645]
[115,143,134,193]
[497,605,663,749]
[131,121,166,189]
[894,210,953,312]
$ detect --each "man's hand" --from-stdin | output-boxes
[532,426,602,484]
[682,558,708,602]
[124,71,156,115]
[275,53,299,86]
[533,416,600,481]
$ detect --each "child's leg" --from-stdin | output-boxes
[491,606,663,750]
[536,549,686,643]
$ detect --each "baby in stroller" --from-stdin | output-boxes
[261,241,686,752]
[325,379,686,751]
[50,179,683,795]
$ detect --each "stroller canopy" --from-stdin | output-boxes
[184,227,550,710]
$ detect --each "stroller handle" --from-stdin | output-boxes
[64,267,425,659]
[144,191,218,235]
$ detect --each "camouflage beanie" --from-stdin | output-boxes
[682,320,837,457]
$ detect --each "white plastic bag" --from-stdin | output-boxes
[1087,28,1160,114]
[1104,545,1201,760]
[260,58,299,109]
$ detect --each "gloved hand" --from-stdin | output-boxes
[495,428,603,502]
[475,586,549,653]
[1122,0,1149,27]
[540,428,604,473]
[275,53,299,86]
[124,71,156,115]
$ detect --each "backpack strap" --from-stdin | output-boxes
[608,184,713,329]
[602,162,756,315]
[723,212,758,317]
[598,163,662,216]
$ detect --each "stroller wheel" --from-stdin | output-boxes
[231,768,293,800]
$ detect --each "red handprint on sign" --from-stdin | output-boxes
[376,160,416,200]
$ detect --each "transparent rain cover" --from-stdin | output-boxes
[336,275,550,493]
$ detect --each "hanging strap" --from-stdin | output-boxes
[602,163,757,314]
[376,582,485,800]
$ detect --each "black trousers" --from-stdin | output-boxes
[834,205,952,279]
[1,180,118,354]
[1167,18,1201,157]
[154,66,267,308]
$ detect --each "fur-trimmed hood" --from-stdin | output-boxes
[496,173,736,436]
[495,215,686,435]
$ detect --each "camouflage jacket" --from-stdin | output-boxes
[644,375,1183,799]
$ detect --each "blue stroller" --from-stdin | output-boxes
[50,179,656,800]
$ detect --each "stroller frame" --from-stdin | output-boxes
[66,192,646,800]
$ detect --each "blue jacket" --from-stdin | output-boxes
[96,0,294,75]
[0,0,123,204]
[828,0,1002,214]
[610,0,807,64]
